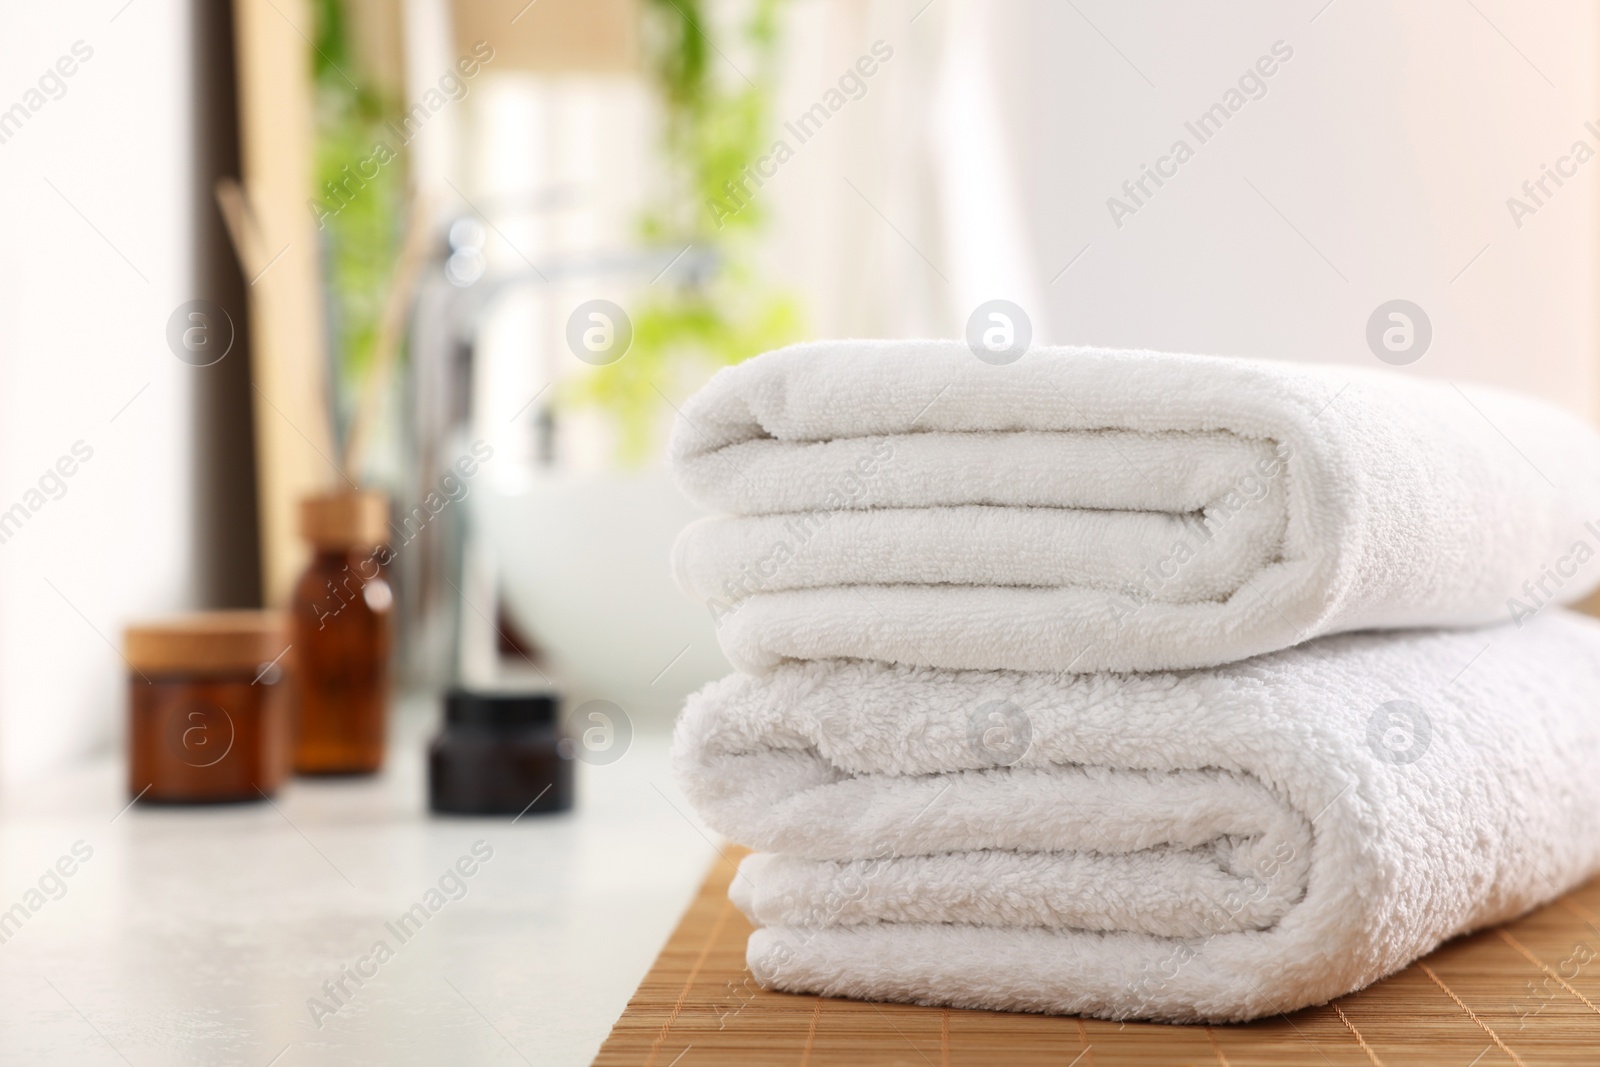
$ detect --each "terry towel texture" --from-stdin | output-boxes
[669,341,1600,673]
[667,342,1600,1022]
[672,612,1600,1022]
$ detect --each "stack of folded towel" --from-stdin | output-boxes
[667,340,1600,1022]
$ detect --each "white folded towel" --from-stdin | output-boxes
[670,341,1600,673]
[672,610,1600,1021]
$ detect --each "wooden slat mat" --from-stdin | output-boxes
[595,846,1600,1066]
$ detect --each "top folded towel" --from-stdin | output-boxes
[670,340,1600,673]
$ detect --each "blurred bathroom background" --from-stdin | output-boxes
[0,0,1596,787]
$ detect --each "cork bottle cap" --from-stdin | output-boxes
[299,491,390,549]
[124,611,289,675]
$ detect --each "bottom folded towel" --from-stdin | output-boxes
[672,610,1600,1021]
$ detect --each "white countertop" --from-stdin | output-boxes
[0,705,716,1066]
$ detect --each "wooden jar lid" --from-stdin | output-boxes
[300,491,389,549]
[124,611,288,675]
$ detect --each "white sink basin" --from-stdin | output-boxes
[477,471,730,727]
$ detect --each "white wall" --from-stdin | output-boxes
[988,0,1600,420]
[0,3,201,784]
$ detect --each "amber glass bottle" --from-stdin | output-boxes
[291,491,394,774]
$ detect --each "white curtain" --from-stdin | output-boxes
[761,0,1045,341]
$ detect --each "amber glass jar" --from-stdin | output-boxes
[291,491,394,774]
[125,612,291,803]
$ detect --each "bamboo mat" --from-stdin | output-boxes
[594,846,1600,1066]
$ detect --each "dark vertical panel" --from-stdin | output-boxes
[190,0,262,607]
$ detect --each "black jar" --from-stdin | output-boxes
[428,689,574,815]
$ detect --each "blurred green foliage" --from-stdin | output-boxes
[564,0,802,464]
[309,0,406,435]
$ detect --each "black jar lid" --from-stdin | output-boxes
[444,689,559,730]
